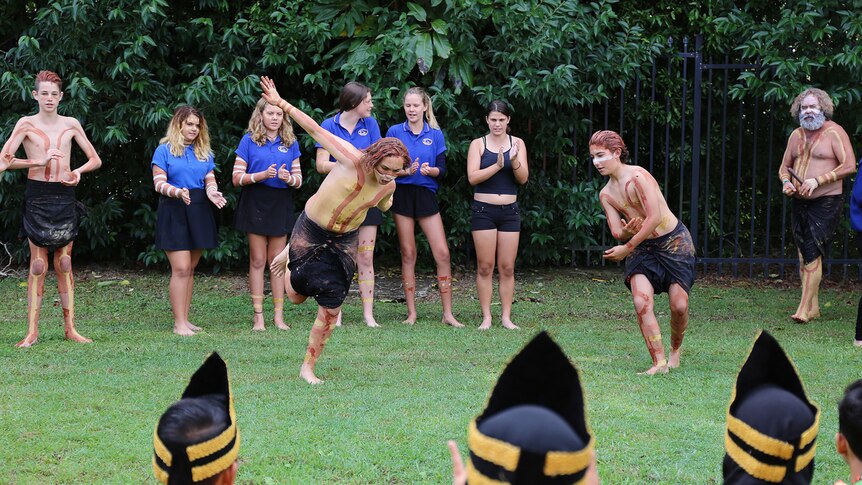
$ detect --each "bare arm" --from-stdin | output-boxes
[778,131,799,195]
[511,138,529,185]
[815,126,857,186]
[466,138,501,185]
[152,166,190,204]
[621,173,663,250]
[232,157,277,186]
[204,170,227,208]
[70,120,102,174]
[315,147,336,174]
[0,119,53,171]
[377,187,395,211]
[261,77,361,167]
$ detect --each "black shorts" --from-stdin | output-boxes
[234,183,295,236]
[391,184,440,218]
[288,212,358,309]
[470,200,521,232]
[791,195,844,264]
[22,179,80,249]
[624,221,696,295]
[155,189,218,251]
[360,207,383,226]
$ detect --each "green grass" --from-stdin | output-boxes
[1,268,860,484]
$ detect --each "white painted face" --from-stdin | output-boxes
[589,145,620,176]
[181,115,201,144]
[374,156,402,184]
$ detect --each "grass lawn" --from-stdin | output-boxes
[1,266,859,484]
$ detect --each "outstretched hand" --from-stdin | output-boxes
[447,441,467,485]
[208,189,227,209]
[260,76,283,106]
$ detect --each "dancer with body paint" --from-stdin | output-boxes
[1,70,102,348]
[591,130,695,375]
[232,98,302,331]
[779,87,856,324]
[315,82,385,327]
[466,100,529,330]
[152,106,227,336]
[261,76,410,384]
[385,87,462,327]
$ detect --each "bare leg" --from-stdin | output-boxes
[300,305,340,384]
[667,283,689,369]
[418,214,462,327]
[357,225,378,327]
[472,229,498,329]
[185,250,202,331]
[267,235,289,329]
[54,242,91,343]
[496,231,520,330]
[630,275,668,375]
[395,214,418,324]
[166,250,196,336]
[17,241,47,347]
[248,233,268,330]
[271,244,307,305]
[792,257,822,323]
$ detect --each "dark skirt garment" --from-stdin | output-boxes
[288,211,359,309]
[391,184,440,218]
[791,194,844,264]
[625,221,696,295]
[22,179,80,250]
[155,189,218,251]
[234,183,295,236]
[360,207,383,226]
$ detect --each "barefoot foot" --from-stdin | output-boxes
[790,313,809,324]
[442,314,464,328]
[637,360,669,376]
[64,328,93,344]
[173,326,196,336]
[300,363,323,385]
[15,333,38,348]
[668,349,681,369]
[252,312,265,331]
[186,322,202,331]
[501,319,519,330]
[274,313,289,330]
[854,339,862,348]
[478,318,492,330]
[364,314,379,328]
[403,314,417,325]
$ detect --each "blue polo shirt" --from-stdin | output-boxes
[235,133,302,189]
[151,143,214,189]
[385,121,446,193]
[315,113,382,161]
[851,158,862,231]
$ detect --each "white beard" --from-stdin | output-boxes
[799,111,825,131]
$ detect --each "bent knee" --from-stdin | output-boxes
[670,299,689,316]
[58,255,72,273]
[30,258,47,277]
[632,296,653,315]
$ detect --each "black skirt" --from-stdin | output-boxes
[22,179,80,250]
[234,183,296,236]
[360,207,383,226]
[155,189,218,251]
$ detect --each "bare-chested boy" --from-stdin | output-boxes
[591,130,695,375]
[260,76,412,384]
[778,88,856,324]
[0,70,102,347]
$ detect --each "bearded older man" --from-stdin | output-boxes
[778,87,856,323]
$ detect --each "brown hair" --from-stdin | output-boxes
[247,98,296,147]
[589,130,629,163]
[360,138,410,173]
[789,88,834,119]
[160,105,212,160]
[339,82,371,112]
[35,70,62,91]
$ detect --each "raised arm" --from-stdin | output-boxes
[260,77,361,167]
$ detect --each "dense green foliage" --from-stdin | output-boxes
[1,270,858,482]
[2,1,862,268]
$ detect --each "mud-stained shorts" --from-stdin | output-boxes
[22,179,80,250]
[625,221,696,295]
[288,212,358,309]
[791,194,843,264]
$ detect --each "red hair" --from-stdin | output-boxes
[589,130,629,163]
[360,138,410,172]
[35,70,62,90]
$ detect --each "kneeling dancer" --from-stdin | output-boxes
[591,130,695,375]
[261,77,410,384]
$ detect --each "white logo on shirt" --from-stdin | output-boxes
[422,138,433,146]
[278,146,289,153]
[358,129,369,136]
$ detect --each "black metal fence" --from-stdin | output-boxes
[573,35,861,279]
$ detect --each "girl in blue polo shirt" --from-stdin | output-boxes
[386,87,462,327]
[314,81,383,327]
[151,105,227,336]
[232,98,302,331]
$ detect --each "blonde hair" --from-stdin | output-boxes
[160,105,212,160]
[405,87,439,130]
[247,98,296,146]
[790,88,834,119]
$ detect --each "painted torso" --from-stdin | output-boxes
[601,165,677,239]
